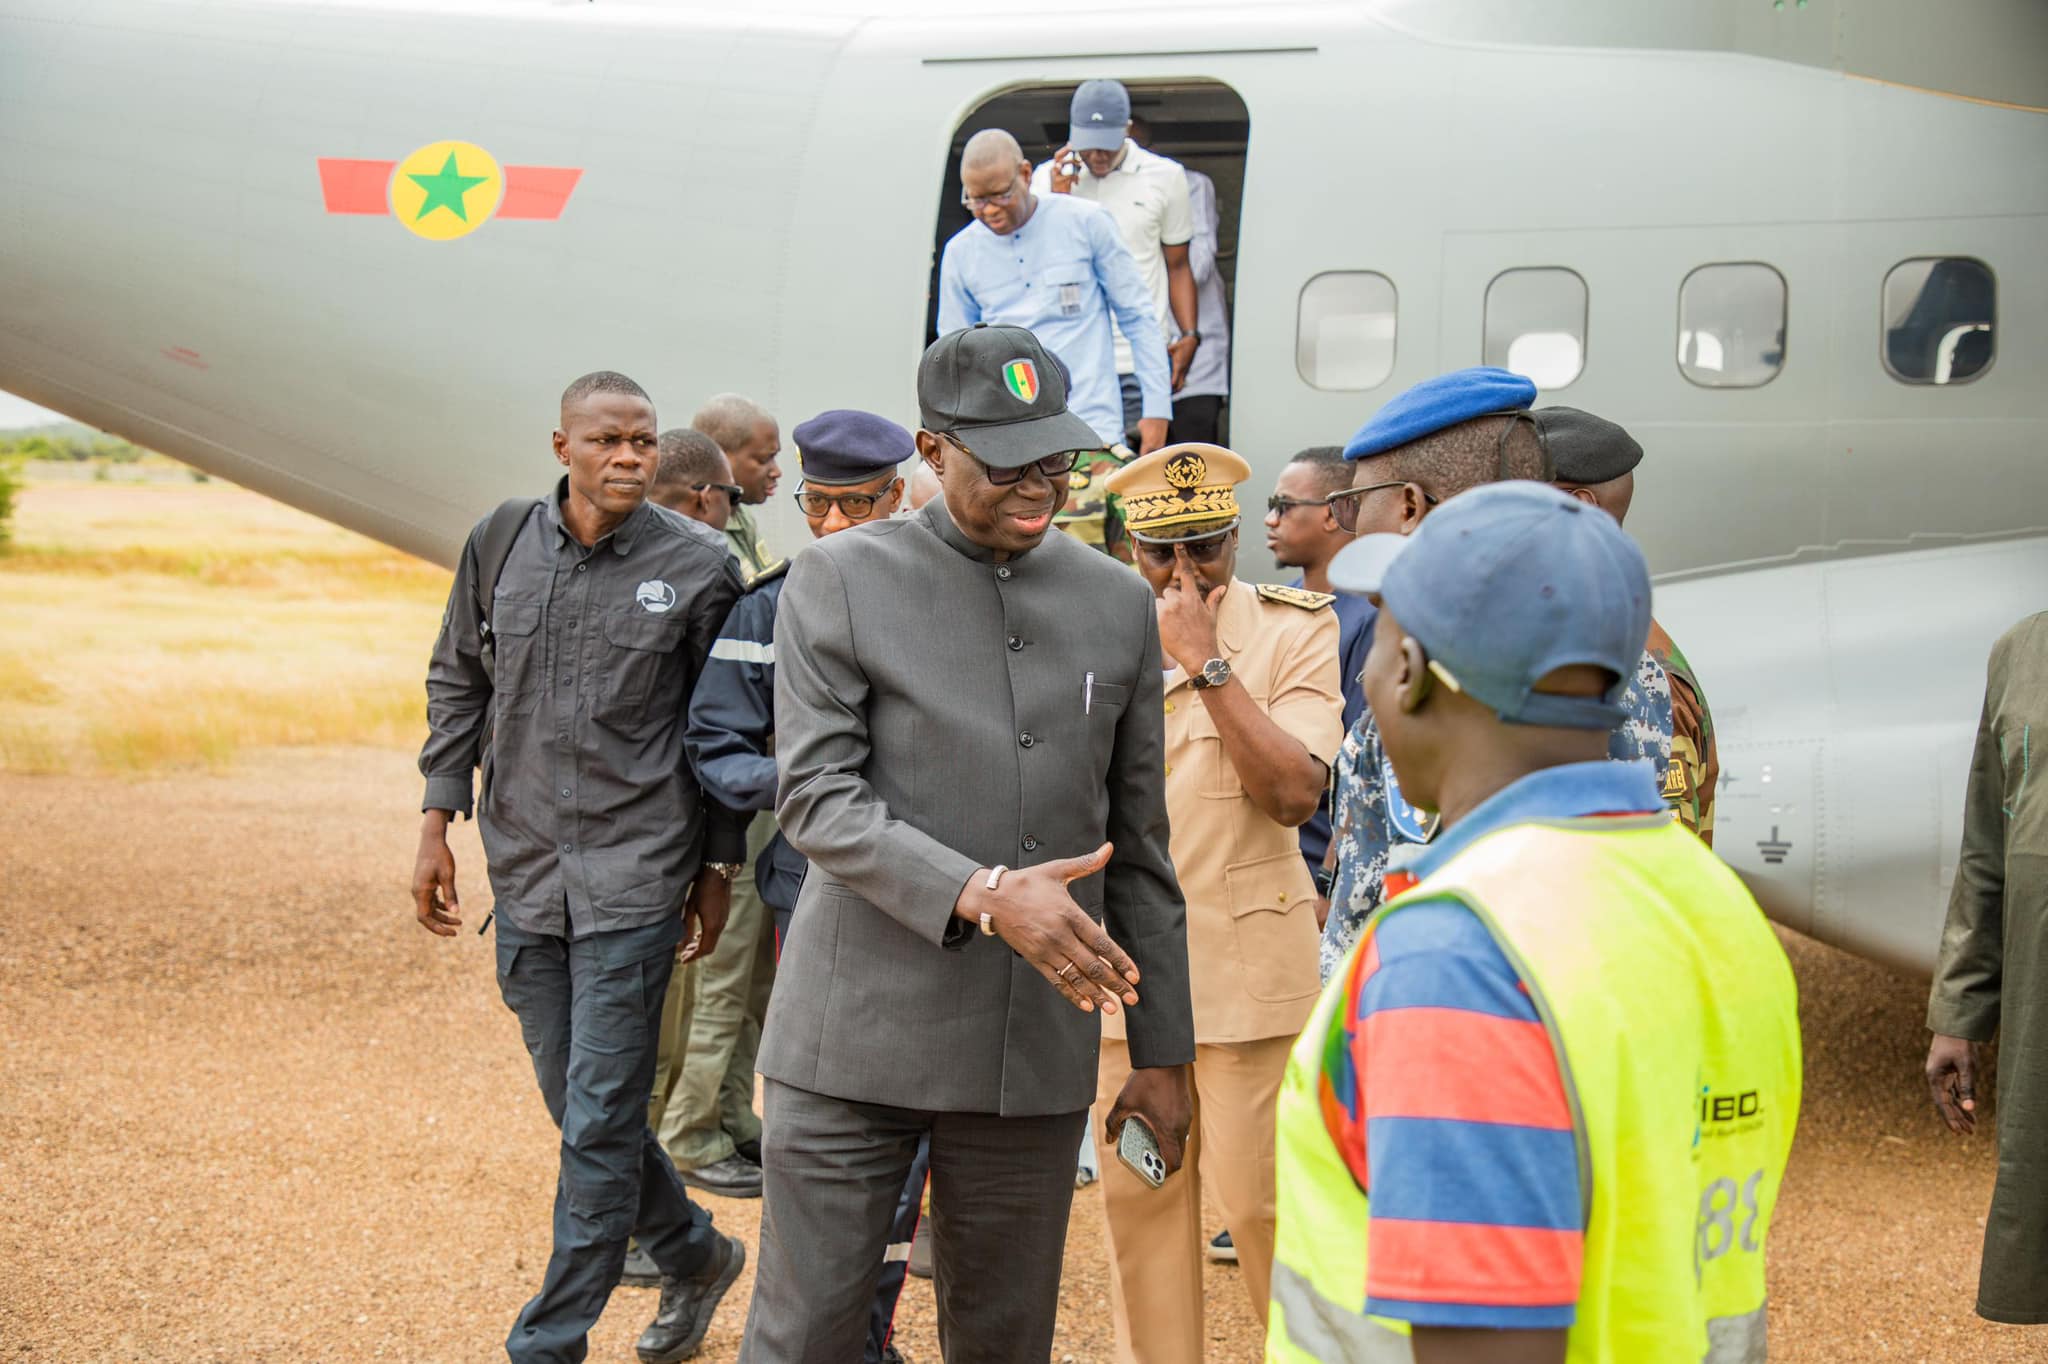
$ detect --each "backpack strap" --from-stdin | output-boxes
[473,498,540,680]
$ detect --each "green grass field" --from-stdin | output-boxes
[0,476,451,773]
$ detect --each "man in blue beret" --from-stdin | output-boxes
[1315,368,1675,980]
[683,408,926,1363]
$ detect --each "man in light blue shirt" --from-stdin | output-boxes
[937,129,1171,457]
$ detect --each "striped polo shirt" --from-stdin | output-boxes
[1320,759,1666,1329]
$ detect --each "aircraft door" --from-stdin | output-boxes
[928,79,1251,448]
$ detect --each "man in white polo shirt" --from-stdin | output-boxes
[1033,80,1200,443]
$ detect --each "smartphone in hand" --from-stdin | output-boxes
[1116,1115,1167,1189]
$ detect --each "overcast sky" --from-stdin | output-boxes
[0,391,66,428]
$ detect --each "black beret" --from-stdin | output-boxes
[1530,407,1643,485]
[792,409,913,485]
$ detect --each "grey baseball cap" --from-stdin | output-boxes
[1068,79,1131,152]
[917,324,1105,469]
[1327,481,1652,731]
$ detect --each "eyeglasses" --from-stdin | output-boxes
[960,178,1024,210]
[939,431,1081,486]
[1264,495,1327,517]
[692,482,744,503]
[1134,529,1234,567]
[1324,481,1440,534]
[794,486,890,521]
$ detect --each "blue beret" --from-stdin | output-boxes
[792,409,913,485]
[1343,367,1538,460]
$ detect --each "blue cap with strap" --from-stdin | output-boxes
[1343,366,1537,460]
[792,409,913,486]
[1326,481,1651,731]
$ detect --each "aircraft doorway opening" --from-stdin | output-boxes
[928,80,1251,446]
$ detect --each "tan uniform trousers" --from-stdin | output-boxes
[1093,1033,1292,1363]
[647,812,777,1166]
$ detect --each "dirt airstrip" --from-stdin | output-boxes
[0,748,2040,1362]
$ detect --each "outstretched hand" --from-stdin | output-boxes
[958,843,1141,1014]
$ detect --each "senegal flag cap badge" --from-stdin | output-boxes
[1003,358,1039,403]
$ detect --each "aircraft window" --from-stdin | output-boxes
[1484,268,1586,389]
[1883,257,1995,385]
[1297,272,1396,390]
[1678,263,1786,388]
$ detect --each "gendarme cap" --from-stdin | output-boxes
[1327,481,1651,731]
[1068,80,1132,151]
[1529,406,1643,485]
[918,324,1104,469]
[792,409,912,485]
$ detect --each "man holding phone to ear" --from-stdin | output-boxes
[738,324,1195,1364]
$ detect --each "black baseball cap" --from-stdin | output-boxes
[917,324,1105,469]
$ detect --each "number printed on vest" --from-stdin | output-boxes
[1695,1169,1765,1278]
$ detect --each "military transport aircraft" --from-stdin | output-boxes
[2,0,2043,975]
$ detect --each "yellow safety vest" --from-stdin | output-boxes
[1268,814,1800,1363]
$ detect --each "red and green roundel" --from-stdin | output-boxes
[1003,358,1039,402]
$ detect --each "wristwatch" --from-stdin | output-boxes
[706,862,744,882]
[1188,658,1232,690]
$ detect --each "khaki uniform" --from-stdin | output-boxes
[1096,577,1344,1364]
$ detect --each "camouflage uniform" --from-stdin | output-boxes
[1320,648,1675,982]
[1647,620,1719,845]
[1053,447,1129,550]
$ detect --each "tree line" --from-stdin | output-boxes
[0,431,147,463]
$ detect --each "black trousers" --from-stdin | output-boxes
[740,1080,1087,1364]
[1169,394,1225,446]
[496,917,720,1364]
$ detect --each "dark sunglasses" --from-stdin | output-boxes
[1324,481,1440,534]
[1135,530,1234,567]
[794,486,890,520]
[693,482,744,502]
[940,431,1082,487]
[1265,494,1328,517]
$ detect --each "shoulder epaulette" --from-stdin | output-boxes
[1256,583,1335,611]
[747,559,790,590]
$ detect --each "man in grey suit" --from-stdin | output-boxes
[738,324,1197,1363]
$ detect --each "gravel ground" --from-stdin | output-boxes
[0,747,2038,1361]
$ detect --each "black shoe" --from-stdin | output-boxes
[734,1137,762,1164]
[881,1345,911,1364]
[635,1232,747,1364]
[678,1152,763,1199]
[1206,1228,1237,1263]
[620,1240,662,1289]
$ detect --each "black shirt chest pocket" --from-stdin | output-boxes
[597,609,687,727]
[488,596,544,716]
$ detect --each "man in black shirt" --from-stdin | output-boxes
[413,371,749,1364]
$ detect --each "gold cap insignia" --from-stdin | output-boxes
[1101,443,1252,539]
[1163,451,1207,491]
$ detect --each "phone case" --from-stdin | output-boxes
[1116,1116,1167,1189]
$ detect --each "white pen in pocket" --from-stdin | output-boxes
[1084,671,1095,715]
